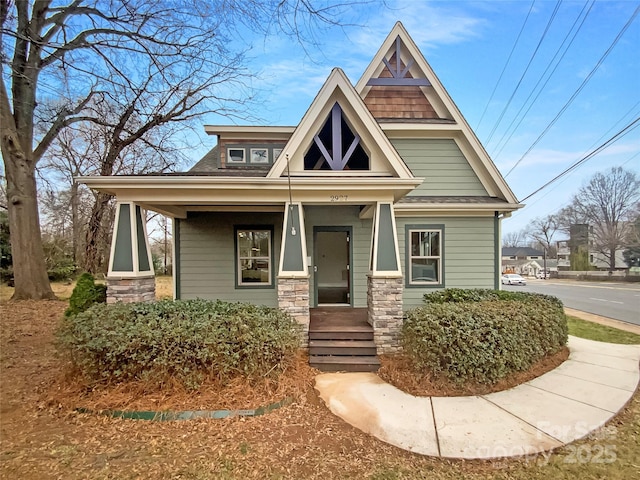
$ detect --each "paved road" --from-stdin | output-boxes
[503,280,640,326]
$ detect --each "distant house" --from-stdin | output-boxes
[501,247,550,276]
[78,22,523,354]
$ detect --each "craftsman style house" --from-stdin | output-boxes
[79,23,522,359]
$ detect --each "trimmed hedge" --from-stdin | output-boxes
[57,299,301,389]
[402,289,568,385]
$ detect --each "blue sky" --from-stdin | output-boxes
[202,0,640,239]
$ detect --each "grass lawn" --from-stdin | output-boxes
[567,315,640,344]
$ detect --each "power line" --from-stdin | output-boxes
[475,0,535,131]
[505,4,640,178]
[520,117,640,203]
[492,0,594,159]
[485,0,562,145]
[516,101,640,210]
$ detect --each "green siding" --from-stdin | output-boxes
[282,205,305,272]
[178,212,283,305]
[391,138,488,196]
[397,216,497,309]
[135,205,150,272]
[112,203,133,272]
[376,204,398,271]
[305,206,372,308]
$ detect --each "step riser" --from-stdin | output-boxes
[311,363,380,372]
[309,332,373,341]
[310,347,378,356]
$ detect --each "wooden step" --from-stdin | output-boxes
[308,328,374,341]
[309,340,377,356]
[309,355,380,372]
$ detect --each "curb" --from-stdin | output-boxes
[75,397,293,421]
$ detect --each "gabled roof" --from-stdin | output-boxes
[267,68,416,180]
[355,22,520,205]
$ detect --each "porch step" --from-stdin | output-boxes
[309,340,377,356]
[308,327,374,341]
[309,355,381,372]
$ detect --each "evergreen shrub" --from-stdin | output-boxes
[64,272,107,317]
[402,289,568,385]
[57,299,301,389]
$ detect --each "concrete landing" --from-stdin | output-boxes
[314,336,640,459]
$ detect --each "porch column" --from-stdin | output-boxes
[368,202,403,353]
[106,202,155,303]
[277,203,310,347]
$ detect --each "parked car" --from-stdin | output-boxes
[536,271,549,279]
[501,274,527,285]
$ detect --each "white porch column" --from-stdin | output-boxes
[277,202,310,346]
[368,202,403,353]
[106,202,155,303]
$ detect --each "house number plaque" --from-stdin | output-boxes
[330,195,348,202]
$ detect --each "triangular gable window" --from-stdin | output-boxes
[304,103,369,170]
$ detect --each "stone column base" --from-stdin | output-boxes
[367,275,404,354]
[107,275,156,304]
[277,276,310,348]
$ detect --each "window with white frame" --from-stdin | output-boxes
[408,228,442,285]
[236,228,272,286]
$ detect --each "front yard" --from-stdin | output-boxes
[0,281,639,479]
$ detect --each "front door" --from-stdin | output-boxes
[314,227,351,305]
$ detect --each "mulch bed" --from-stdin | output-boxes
[5,298,633,480]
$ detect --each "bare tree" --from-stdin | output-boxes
[526,215,558,257]
[1,0,361,299]
[502,229,527,248]
[571,167,640,270]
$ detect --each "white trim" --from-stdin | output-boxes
[278,202,309,277]
[107,202,154,278]
[172,217,177,300]
[204,125,295,135]
[370,202,403,277]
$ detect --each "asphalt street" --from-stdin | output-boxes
[503,280,640,326]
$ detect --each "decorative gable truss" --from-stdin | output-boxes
[268,68,414,180]
[366,36,430,87]
[306,103,368,171]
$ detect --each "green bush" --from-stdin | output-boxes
[64,272,107,317]
[56,299,301,389]
[403,289,568,385]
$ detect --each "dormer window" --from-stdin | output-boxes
[228,148,246,164]
[304,103,369,171]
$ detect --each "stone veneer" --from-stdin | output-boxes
[277,276,310,348]
[367,275,404,354]
[107,275,156,304]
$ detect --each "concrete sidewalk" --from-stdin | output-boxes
[315,336,640,459]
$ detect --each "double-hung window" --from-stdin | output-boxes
[235,227,273,287]
[407,227,443,286]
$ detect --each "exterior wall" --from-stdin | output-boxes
[304,206,373,308]
[177,211,283,305]
[391,138,488,196]
[397,216,497,309]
